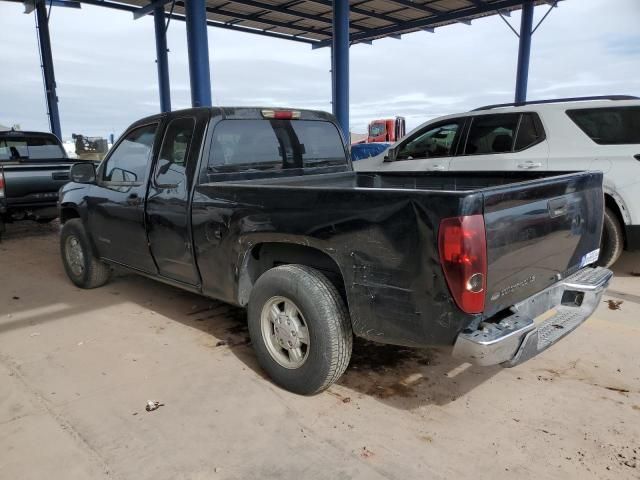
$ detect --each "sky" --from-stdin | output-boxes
[1,0,639,139]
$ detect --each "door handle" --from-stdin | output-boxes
[517,161,542,169]
[634,154,640,161]
[52,171,70,180]
[428,165,446,171]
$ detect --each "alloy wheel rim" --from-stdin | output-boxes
[260,296,310,369]
[65,235,85,277]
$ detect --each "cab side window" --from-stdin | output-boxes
[396,121,461,160]
[103,124,157,184]
[155,117,195,186]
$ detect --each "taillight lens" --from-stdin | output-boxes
[438,214,487,314]
[0,172,5,198]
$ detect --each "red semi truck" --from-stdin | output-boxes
[367,117,406,143]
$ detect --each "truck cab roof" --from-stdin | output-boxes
[129,107,337,129]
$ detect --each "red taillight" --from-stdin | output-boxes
[0,172,5,198]
[438,214,487,314]
[261,109,301,120]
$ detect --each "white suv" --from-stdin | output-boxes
[355,96,640,267]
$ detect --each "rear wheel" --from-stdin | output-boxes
[247,265,352,395]
[598,208,624,268]
[60,219,111,288]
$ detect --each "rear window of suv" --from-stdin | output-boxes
[567,106,640,145]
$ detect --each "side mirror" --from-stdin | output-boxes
[70,162,96,184]
[383,147,397,163]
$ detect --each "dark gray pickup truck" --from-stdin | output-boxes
[58,107,612,394]
[0,130,82,236]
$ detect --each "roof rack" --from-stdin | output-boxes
[471,95,639,111]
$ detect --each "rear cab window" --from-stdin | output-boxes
[207,119,347,172]
[0,134,65,161]
[567,106,640,144]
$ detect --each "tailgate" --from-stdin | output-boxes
[483,171,604,317]
[2,162,72,205]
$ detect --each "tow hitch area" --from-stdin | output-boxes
[453,267,613,367]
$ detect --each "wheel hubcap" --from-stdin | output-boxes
[260,296,309,369]
[65,235,85,277]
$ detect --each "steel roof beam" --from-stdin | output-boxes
[316,0,534,46]
[382,0,440,15]
[133,0,171,19]
[175,0,333,37]
[303,0,400,24]
[222,0,373,32]
[77,0,320,43]
[224,0,334,23]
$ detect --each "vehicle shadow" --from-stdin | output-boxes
[0,224,499,411]
[333,339,500,409]
[102,272,499,410]
[610,251,640,278]
[0,220,58,243]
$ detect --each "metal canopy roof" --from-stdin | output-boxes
[76,0,556,46]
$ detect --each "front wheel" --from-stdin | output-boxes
[247,265,352,395]
[60,219,112,288]
[597,208,623,268]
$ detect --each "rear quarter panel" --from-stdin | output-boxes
[191,183,482,347]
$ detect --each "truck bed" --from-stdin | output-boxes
[204,170,579,192]
[195,169,603,346]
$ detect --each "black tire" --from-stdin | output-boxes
[598,208,624,268]
[247,265,353,395]
[60,219,111,288]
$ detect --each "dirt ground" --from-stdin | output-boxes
[1,221,639,480]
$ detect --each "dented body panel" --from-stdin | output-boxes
[191,170,603,348]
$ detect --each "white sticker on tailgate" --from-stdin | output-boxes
[580,248,600,267]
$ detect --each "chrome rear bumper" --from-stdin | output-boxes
[453,267,613,367]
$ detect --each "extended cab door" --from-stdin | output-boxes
[146,113,206,286]
[359,118,463,172]
[88,122,159,272]
[449,112,549,171]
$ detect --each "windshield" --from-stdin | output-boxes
[369,122,386,137]
[0,135,66,161]
[208,119,347,172]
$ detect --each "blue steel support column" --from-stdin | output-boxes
[514,0,534,103]
[184,0,212,107]
[35,0,62,139]
[154,7,171,112]
[332,0,349,141]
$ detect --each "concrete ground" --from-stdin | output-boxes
[1,221,639,480]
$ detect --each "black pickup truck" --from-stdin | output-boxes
[0,130,81,236]
[58,107,612,394]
